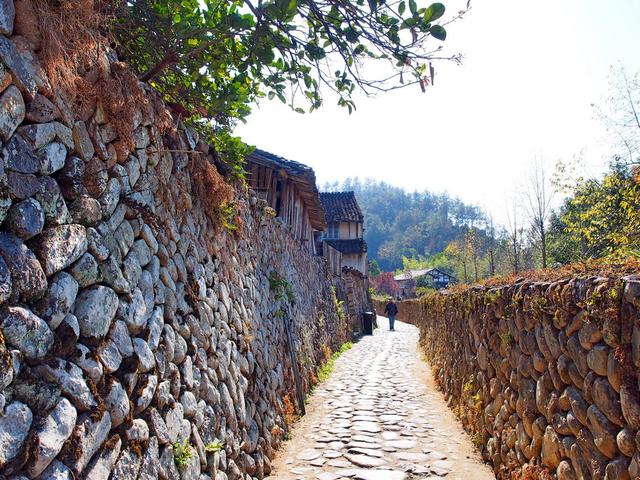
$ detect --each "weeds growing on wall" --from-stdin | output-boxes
[498,331,513,348]
[122,196,161,234]
[187,121,252,182]
[173,437,193,471]
[219,202,242,234]
[204,440,224,453]
[269,271,295,304]
[331,286,346,321]
[32,0,110,107]
[497,464,553,480]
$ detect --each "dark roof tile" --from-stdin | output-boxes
[319,191,363,223]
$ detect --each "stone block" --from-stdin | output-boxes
[30,224,87,276]
[0,85,24,141]
[74,285,119,339]
[26,397,77,477]
[0,36,36,98]
[0,401,32,468]
[0,305,53,359]
[0,0,15,35]
[6,197,44,240]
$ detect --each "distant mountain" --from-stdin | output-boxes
[323,178,487,272]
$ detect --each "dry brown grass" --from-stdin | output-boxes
[445,257,640,294]
[282,392,299,426]
[32,1,167,147]
[189,155,235,225]
[321,344,332,362]
[33,0,110,106]
[99,62,150,148]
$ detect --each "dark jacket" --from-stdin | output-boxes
[384,301,398,316]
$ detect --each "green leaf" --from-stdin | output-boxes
[344,26,359,43]
[305,43,326,60]
[401,17,417,29]
[409,0,417,14]
[424,3,445,23]
[398,1,406,15]
[429,24,447,40]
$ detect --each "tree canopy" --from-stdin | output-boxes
[111,0,462,126]
[549,160,640,261]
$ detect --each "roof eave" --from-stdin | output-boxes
[247,150,327,230]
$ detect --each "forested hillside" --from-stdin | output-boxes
[328,153,640,287]
[323,179,489,272]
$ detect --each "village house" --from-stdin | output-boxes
[246,149,327,254]
[319,192,368,276]
[394,268,457,298]
[247,153,373,334]
[319,191,372,333]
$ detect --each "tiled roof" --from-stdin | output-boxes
[394,268,457,282]
[249,149,314,177]
[394,269,431,281]
[319,192,363,223]
[246,148,326,230]
[324,238,367,254]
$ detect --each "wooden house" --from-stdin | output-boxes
[394,268,457,298]
[319,192,368,275]
[246,149,326,254]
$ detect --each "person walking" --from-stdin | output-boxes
[384,297,399,331]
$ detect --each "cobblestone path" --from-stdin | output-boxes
[268,318,495,480]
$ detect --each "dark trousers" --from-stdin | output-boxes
[389,315,396,330]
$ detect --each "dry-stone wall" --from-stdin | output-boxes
[411,276,640,479]
[0,5,353,479]
[342,269,373,331]
[372,298,417,325]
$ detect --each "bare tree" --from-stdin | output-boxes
[593,66,640,164]
[459,237,469,283]
[505,197,523,274]
[486,216,496,276]
[525,158,554,269]
[445,238,468,283]
[464,228,482,282]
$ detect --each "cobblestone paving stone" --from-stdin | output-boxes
[268,318,496,480]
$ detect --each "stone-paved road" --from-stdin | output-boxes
[268,317,495,480]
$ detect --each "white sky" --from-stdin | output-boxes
[235,0,640,224]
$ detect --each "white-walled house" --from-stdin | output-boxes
[319,192,368,275]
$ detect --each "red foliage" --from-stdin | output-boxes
[371,272,399,296]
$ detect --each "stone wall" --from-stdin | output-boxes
[411,276,640,479]
[342,269,373,333]
[0,7,353,479]
[372,298,417,325]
